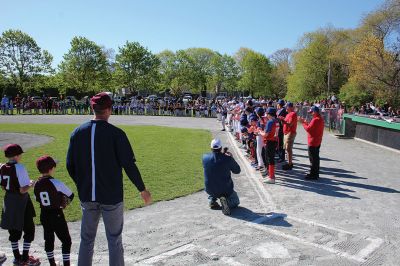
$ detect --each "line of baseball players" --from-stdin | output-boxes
[223,98,324,183]
[203,99,325,216]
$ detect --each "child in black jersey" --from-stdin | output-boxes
[34,156,74,266]
[0,144,40,266]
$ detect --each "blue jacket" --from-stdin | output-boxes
[202,152,241,198]
[66,120,145,205]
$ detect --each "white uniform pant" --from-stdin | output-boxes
[256,135,264,167]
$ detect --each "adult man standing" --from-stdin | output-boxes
[66,92,152,266]
[202,139,241,215]
[300,106,324,180]
[280,102,298,170]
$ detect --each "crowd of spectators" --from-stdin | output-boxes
[1,93,399,123]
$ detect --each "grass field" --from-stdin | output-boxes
[0,123,211,224]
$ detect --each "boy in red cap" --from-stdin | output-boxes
[0,144,40,266]
[34,156,74,266]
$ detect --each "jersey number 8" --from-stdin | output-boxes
[39,192,51,206]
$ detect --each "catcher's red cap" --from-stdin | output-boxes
[3,144,24,158]
[90,92,112,110]
[36,155,58,174]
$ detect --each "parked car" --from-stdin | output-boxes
[113,96,126,103]
[30,96,43,103]
[147,95,158,102]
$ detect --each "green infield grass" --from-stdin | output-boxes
[0,123,211,224]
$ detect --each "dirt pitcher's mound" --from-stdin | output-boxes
[0,133,53,150]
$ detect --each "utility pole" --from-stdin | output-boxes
[327,59,331,98]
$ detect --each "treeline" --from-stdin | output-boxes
[287,0,400,107]
[0,0,399,107]
[0,33,280,98]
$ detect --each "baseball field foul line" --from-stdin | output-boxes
[226,131,384,263]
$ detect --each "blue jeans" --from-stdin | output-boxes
[208,191,240,208]
[78,202,124,266]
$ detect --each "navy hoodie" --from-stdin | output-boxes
[66,120,145,205]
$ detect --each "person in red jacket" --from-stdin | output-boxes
[300,106,324,180]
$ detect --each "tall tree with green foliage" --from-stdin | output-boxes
[286,32,330,101]
[184,48,215,93]
[209,53,239,94]
[114,41,160,94]
[237,49,272,97]
[59,36,110,94]
[270,48,292,98]
[0,29,53,93]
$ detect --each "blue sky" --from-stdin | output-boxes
[1,0,383,67]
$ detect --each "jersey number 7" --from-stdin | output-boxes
[2,175,10,190]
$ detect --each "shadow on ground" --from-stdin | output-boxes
[229,207,292,227]
[275,163,400,199]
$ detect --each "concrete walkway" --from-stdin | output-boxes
[0,115,399,265]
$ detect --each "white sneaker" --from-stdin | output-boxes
[264,178,275,184]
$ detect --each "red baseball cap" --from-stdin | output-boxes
[90,92,112,110]
[36,155,58,174]
[3,144,24,158]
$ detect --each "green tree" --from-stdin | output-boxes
[209,53,239,94]
[0,29,53,93]
[236,49,272,97]
[169,50,198,96]
[270,48,292,98]
[59,36,110,94]
[286,32,330,101]
[114,41,160,94]
[184,48,216,93]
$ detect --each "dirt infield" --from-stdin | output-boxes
[0,132,53,150]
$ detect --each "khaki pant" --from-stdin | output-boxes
[284,132,296,152]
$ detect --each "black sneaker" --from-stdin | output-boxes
[282,164,293,170]
[305,174,319,180]
[209,201,220,210]
[0,253,6,264]
[219,196,231,215]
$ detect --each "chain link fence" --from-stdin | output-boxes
[296,105,345,135]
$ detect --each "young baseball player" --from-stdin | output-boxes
[261,108,280,184]
[0,144,40,266]
[33,156,74,266]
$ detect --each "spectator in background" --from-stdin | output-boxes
[15,94,22,114]
[9,99,14,115]
[1,95,8,115]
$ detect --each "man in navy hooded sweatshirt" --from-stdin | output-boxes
[202,139,241,216]
[66,92,152,266]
